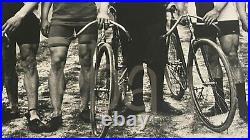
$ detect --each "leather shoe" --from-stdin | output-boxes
[157,101,183,115]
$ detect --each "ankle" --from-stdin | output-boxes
[80,103,89,112]
[52,111,62,117]
[10,106,19,113]
[131,100,144,106]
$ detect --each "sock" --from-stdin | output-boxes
[236,83,248,117]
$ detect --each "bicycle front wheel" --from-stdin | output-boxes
[90,43,117,137]
[187,39,237,132]
[165,33,187,100]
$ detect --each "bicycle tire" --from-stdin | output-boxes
[187,39,237,132]
[165,32,187,100]
[90,43,117,137]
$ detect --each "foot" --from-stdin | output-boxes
[78,108,91,123]
[240,114,248,123]
[157,101,183,115]
[203,105,228,117]
[2,108,20,123]
[239,106,248,123]
[45,115,63,132]
[25,113,46,133]
[113,100,126,112]
[120,103,145,118]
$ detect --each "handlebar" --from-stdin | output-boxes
[72,20,132,42]
[161,15,221,39]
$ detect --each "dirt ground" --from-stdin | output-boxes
[2,25,248,138]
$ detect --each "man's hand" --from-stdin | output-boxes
[203,9,220,25]
[97,2,110,29]
[41,20,50,38]
[2,15,23,34]
[97,11,110,29]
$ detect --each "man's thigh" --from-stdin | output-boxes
[76,25,97,67]
[219,34,239,55]
[218,20,240,54]
[48,25,74,48]
[75,25,97,44]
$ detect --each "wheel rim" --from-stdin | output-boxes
[91,49,112,137]
[166,34,187,99]
[188,41,236,132]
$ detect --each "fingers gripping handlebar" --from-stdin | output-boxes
[161,15,221,39]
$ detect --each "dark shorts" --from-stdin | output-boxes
[8,13,40,45]
[194,20,240,39]
[48,24,97,47]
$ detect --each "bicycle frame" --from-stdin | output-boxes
[162,14,221,73]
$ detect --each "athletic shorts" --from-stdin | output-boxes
[8,13,40,44]
[194,20,240,38]
[48,24,97,47]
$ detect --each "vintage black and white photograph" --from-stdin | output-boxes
[2,2,248,138]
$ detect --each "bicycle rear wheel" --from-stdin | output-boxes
[187,39,237,132]
[165,33,187,100]
[90,43,116,137]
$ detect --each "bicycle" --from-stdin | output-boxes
[74,12,130,138]
[161,13,237,132]
[165,6,187,100]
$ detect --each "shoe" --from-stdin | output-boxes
[112,99,126,112]
[157,101,183,115]
[2,108,20,123]
[240,114,248,123]
[25,113,46,133]
[203,105,228,117]
[78,108,91,123]
[45,115,63,132]
[239,104,248,123]
[120,103,145,118]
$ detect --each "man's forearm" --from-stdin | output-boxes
[15,2,39,18]
[41,2,52,20]
[236,2,247,20]
[213,2,228,13]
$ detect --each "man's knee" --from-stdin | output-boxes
[226,51,240,67]
[51,53,67,71]
[79,44,92,70]
[20,55,37,74]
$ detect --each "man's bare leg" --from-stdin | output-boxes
[78,40,96,119]
[19,44,39,120]
[49,46,68,117]
[219,34,247,121]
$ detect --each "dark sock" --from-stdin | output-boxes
[236,83,248,117]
